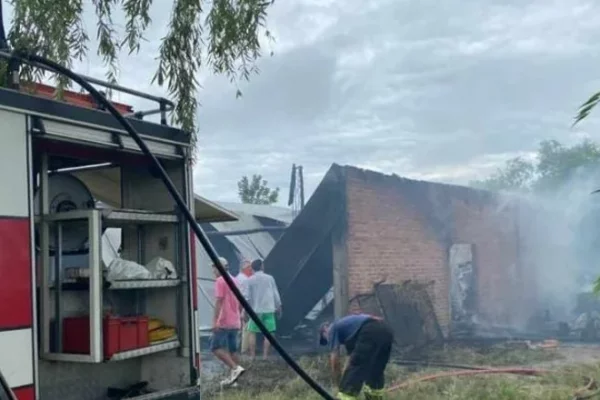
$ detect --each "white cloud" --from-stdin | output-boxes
[190,0,600,203]
[5,0,600,205]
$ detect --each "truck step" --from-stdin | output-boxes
[128,386,201,400]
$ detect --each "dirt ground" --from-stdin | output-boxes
[201,341,600,399]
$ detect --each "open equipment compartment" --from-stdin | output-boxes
[0,74,209,400]
[33,135,198,397]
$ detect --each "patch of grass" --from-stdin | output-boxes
[210,345,585,400]
[220,363,600,399]
[421,343,564,366]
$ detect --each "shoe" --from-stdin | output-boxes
[219,377,231,387]
[364,385,384,400]
[219,379,240,387]
[228,365,246,385]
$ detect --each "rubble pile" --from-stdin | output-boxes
[571,311,600,342]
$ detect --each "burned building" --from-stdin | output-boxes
[264,164,534,342]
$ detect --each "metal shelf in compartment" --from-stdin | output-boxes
[109,339,180,361]
[101,208,178,227]
[50,279,181,291]
[108,279,181,290]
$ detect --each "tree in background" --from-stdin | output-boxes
[1,0,274,148]
[470,157,535,192]
[237,174,279,205]
[471,139,600,192]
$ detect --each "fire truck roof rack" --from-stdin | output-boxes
[10,56,175,124]
[0,85,189,154]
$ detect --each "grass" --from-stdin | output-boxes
[207,344,597,400]
[419,342,564,366]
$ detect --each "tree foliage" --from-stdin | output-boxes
[470,157,535,192]
[575,91,600,126]
[3,0,274,148]
[471,139,600,192]
[237,174,279,205]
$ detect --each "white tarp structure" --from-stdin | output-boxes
[196,202,293,332]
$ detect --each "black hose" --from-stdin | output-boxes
[0,0,7,50]
[0,49,335,400]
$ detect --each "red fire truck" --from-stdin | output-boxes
[0,76,203,399]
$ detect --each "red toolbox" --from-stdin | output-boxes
[63,315,149,359]
[117,316,149,352]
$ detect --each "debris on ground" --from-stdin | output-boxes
[350,281,443,352]
[573,312,600,342]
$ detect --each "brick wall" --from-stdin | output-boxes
[344,168,450,332]
[343,166,526,335]
[451,198,525,327]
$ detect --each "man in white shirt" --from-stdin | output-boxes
[244,258,282,360]
[235,260,253,355]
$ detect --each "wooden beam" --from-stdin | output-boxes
[332,219,348,319]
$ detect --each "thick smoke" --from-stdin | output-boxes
[503,166,600,326]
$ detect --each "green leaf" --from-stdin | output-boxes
[594,275,600,296]
[574,91,600,127]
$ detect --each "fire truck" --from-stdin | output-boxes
[0,75,205,399]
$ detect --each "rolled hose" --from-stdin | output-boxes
[0,30,335,400]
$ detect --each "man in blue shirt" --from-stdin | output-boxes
[319,314,393,400]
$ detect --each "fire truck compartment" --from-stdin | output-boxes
[0,84,201,400]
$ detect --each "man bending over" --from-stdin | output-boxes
[319,314,393,400]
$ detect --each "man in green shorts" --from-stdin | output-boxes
[244,258,282,360]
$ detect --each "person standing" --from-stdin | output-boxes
[245,258,282,360]
[235,260,253,355]
[211,256,245,386]
[319,314,393,400]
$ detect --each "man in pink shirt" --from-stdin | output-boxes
[211,256,245,386]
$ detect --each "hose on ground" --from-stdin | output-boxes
[0,0,6,51]
[392,359,489,371]
[386,366,598,400]
[0,8,334,397]
[385,367,550,392]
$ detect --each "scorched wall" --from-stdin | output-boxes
[343,166,526,335]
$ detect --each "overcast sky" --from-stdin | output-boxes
[7,0,600,205]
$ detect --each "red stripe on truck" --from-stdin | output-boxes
[0,218,32,329]
[12,385,35,400]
